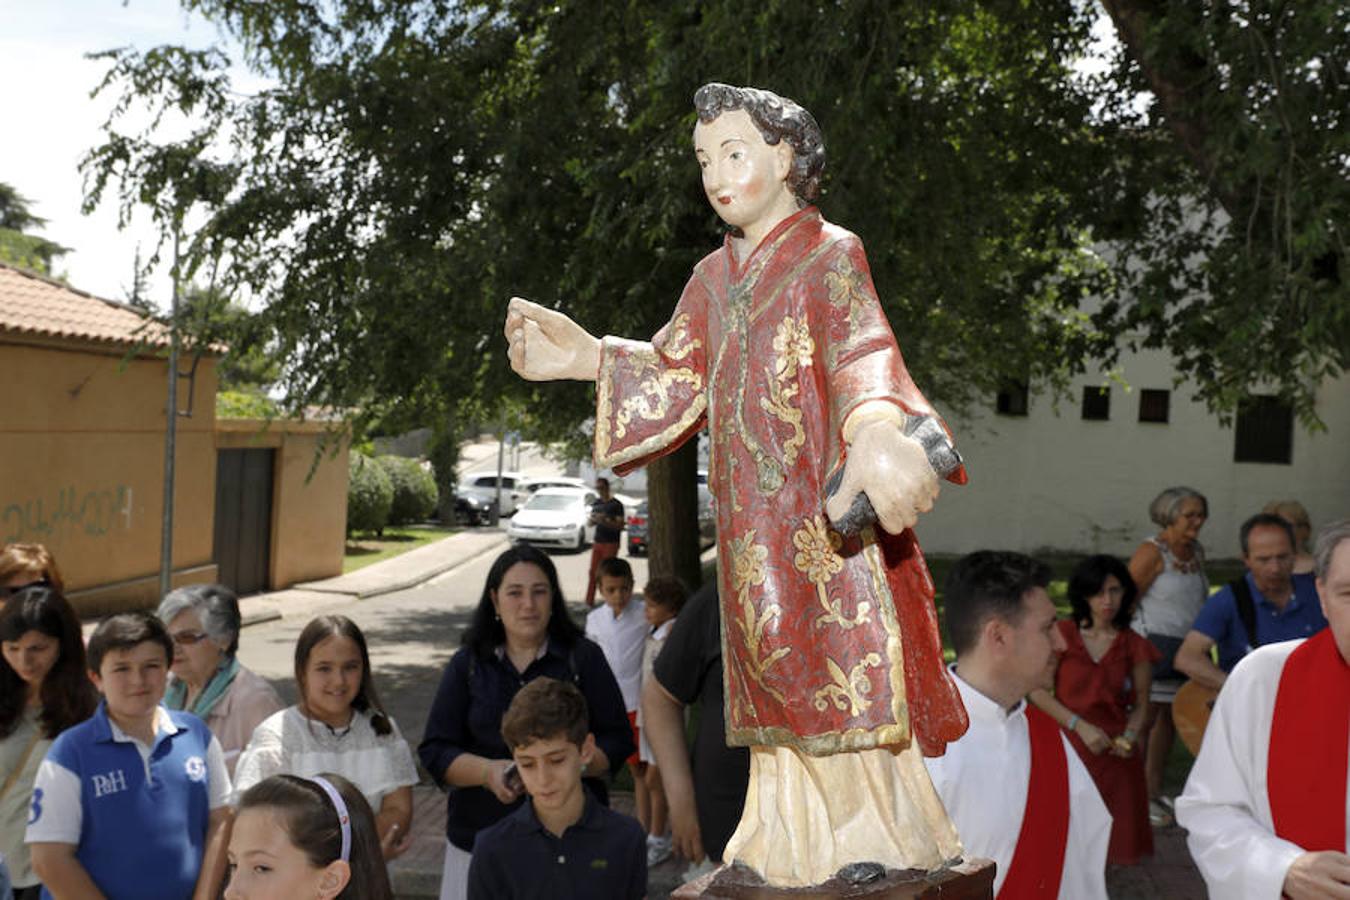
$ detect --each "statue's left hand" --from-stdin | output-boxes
[825,418,938,535]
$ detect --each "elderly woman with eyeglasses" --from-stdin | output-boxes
[156,583,283,775]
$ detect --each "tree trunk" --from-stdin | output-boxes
[645,439,702,591]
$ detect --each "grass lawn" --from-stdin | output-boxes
[342,524,458,573]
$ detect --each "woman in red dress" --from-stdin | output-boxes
[1031,555,1160,865]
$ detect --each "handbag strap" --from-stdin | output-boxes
[0,727,43,802]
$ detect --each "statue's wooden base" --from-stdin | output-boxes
[672,859,996,900]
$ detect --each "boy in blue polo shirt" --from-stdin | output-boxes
[468,678,645,900]
[26,612,231,900]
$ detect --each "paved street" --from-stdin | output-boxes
[236,527,650,733]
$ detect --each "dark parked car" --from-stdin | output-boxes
[627,501,650,556]
[453,492,495,526]
[626,493,715,557]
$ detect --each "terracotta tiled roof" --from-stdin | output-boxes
[0,262,171,349]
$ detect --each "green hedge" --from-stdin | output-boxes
[379,455,439,526]
[347,453,394,535]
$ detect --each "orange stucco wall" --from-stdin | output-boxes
[0,339,219,613]
[215,420,349,588]
[2,338,349,615]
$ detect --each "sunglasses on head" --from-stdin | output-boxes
[0,578,51,599]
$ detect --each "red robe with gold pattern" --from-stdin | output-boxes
[594,206,968,757]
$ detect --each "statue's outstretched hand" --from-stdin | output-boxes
[825,418,938,535]
[504,296,602,382]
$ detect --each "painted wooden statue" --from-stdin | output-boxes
[505,83,969,888]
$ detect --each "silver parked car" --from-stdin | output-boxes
[456,471,528,516]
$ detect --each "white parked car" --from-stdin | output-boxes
[457,471,528,516]
[517,475,588,495]
[507,487,599,550]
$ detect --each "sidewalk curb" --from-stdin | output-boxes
[239,534,509,630]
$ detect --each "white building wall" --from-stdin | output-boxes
[916,348,1350,560]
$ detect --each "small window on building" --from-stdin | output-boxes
[1081,386,1110,421]
[1138,389,1170,424]
[1234,395,1294,464]
[996,381,1029,417]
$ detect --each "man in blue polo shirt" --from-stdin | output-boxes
[1175,513,1327,690]
[26,612,231,900]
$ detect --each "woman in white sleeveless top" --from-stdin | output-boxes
[1128,486,1209,827]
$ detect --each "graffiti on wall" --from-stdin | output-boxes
[2,485,134,546]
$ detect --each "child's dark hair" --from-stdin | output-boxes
[642,576,688,615]
[597,556,633,584]
[294,616,392,736]
[87,611,173,674]
[0,586,97,739]
[501,677,589,749]
[235,773,392,900]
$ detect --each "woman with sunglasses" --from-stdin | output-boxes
[157,584,284,775]
[0,543,63,603]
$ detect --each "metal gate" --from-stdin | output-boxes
[213,448,274,596]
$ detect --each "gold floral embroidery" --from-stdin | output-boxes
[792,516,871,630]
[793,515,843,584]
[771,316,814,377]
[660,313,702,362]
[729,530,788,703]
[825,256,867,314]
[813,653,883,717]
[757,316,810,476]
[611,313,704,440]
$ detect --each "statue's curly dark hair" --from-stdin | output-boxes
[693,83,826,205]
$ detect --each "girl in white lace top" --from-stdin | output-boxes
[234,616,418,860]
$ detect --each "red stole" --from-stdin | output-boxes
[1268,630,1350,852]
[999,706,1070,899]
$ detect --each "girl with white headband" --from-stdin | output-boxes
[226,773,392,899]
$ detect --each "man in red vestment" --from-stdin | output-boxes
[1177,519,1350,899]
[505,83,968,887]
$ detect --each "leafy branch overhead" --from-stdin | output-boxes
[81,0,1348,440]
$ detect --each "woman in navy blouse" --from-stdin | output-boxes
[418,543,633,900]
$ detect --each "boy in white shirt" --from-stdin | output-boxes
[636,576,688,866]
[585,557,649,834]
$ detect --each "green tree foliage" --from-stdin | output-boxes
[0,183,70,275]
[379,455,439,526]
[347,452,394,535]
[1099,0,1349,422]
[81,1,1346,432]
[82,1,1122,435]
[216,388,280,419]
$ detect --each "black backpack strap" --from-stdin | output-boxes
[1229,576,1258,652]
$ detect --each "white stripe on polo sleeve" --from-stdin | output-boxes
[24,758,82,845]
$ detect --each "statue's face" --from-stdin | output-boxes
[693,108,793,233]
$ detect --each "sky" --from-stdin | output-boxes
[0,0,250,306]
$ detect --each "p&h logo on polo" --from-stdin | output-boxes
[185,756,207,782]
[92,769,128,797]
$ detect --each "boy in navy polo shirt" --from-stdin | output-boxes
[26,613,232,900]
[467,678,645,900]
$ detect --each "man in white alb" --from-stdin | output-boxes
[1177,519,1350,899]
[924,550,1110,899]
